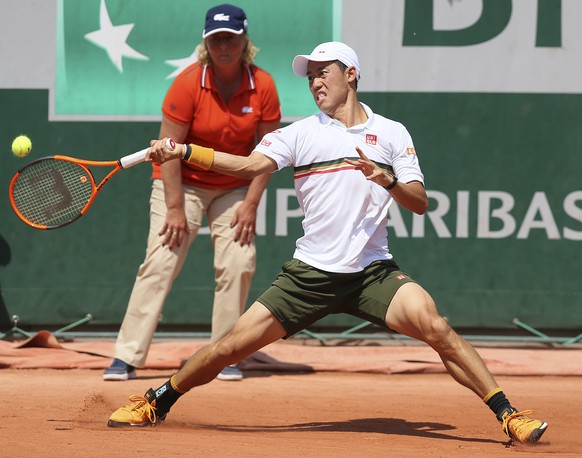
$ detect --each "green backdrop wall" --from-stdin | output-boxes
[1,89,581,333]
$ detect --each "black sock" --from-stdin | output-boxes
[486,390,514,421]
[149,377,184,417]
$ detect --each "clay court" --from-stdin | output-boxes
[1,334,581,457]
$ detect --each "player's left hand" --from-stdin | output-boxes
[345,147,386,184]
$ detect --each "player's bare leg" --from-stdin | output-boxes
[385,282,548,444]
[385,282,497,397]
[108,302,286,427]
[174,302,286,390]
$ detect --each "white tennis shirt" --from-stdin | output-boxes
[255,103,424,273]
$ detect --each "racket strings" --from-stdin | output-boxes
[12,159,94,227]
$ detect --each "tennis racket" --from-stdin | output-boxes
[9,139,175,230]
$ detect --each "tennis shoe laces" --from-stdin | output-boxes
[501,409,548,444]
[107,388,164,427]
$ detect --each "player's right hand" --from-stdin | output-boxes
[147,138,184,164]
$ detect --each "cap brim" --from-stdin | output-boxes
[202,28,245,39]
[292,54,340,77]
[291,55,310,77]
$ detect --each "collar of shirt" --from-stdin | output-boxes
[200,64,256,92]
[317,102,375,130]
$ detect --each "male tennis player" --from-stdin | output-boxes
[109,41,548,444]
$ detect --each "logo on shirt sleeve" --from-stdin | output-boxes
[406,147,416,155]
[242,106,253,113]
[366,134,377,145]
[260,139,271,147]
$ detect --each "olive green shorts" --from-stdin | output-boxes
[256,258,416,338]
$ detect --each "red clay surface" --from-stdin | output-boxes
[2,368,580,457]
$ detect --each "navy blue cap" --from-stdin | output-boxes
[202,4,248,38]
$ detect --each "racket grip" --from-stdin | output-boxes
[119,139,175,168]
[119,148,149,168]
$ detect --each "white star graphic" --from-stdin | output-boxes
[165,47,199,80]
[84,0,149,73]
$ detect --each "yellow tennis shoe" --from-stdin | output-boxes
[108,388,164,427]
[501,409,548,444]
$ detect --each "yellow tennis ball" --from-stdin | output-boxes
[12,135,32,158]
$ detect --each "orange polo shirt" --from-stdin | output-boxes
[152,62,281,189]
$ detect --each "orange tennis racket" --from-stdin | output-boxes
[9,139,175,230]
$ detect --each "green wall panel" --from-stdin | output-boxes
[359,91,582,329]
[1,89,581,333]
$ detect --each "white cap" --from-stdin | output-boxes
[292,41,360,79]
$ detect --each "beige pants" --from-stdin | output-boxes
[114,180,256,368]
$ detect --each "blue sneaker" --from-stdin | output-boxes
[216,365,243,381]
[103,358,137,381]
